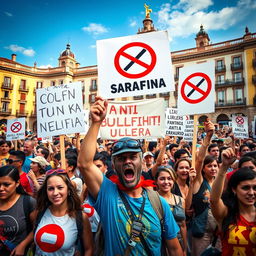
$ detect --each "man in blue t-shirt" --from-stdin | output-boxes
[78,96,183,256]
[22,140,35,173]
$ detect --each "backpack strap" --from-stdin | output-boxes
[75,210,84,254]
[34,208,48,233]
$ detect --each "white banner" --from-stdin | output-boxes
[178,61,215,115]
[165,108,185,136]
[97,31,174,99]
[183,119,194,142]
[100,98,166,139]
[36,82,85,137]
[232,115,248,139]
[6,118,25,141]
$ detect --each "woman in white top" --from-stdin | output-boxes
[34,169,93,256]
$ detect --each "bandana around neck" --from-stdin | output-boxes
[109,175,156,191]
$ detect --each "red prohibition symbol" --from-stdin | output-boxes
[181,72,212,104]
[10,122,22,133]
[236,116,244,124]
[114,42,157,79]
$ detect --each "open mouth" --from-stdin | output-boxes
[124,169,135,181]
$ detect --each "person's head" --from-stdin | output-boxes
[30,156,49,175]
[243,151,256,161]
[0,140,11,154]
[0,166,26,200]
[24,140,34,156]
[31,136,38,146]
[168,144,179,158]
[174,158,191,181]
[65,155,77,174]
[239,144,250,157]
[53,153,61,168]
[64,141,72,150]
[238,156,256,171]
[93,153,108,174]
[202,155,218,179]
[143,151,154,167]
[174,149,189,162]
[71,137,77,146]
[148,141,158,153]
[36,146,49,159]
[111,137,142,189]
[8,150,25,171]
[155,167,177,193]
[37,169,81,217]
[222,167,256,233]
[208,143,220,159]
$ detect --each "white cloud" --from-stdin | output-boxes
[38,64,53,68]
[4,12,13,17]
[4,44,35,57]
[82,23,108,35]
[129,20,137,27]
[157,0,256,41]
[90,45,96,49]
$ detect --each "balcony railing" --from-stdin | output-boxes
[1,83,13,90]
[231,62,243,71]
[252,75,256,85]
[1,97,11,102]
[90,85,97,91]
[174,74,179,81]
[159,92,170,97]
[215,65,226,73]
[146,94,156,99]
[19,86,29,92]
[0,109,11,115]
[216,78,245,87]
[215,98,246,107]
[16,110,28,117]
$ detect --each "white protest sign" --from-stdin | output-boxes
[183,119,194,142]
[97,31,174,99]
[36,82,85,137]
[100,98,165,139]
[80,110,90,135]
[165,108,185,136]
[178,61,215,115]
[6,118,25,141]
[232,115,248,139]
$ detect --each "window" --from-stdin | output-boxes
[51,81,56,86]
[20,93,26,101]
[217,75,225,84]
[234,72,242,82]
[2,102,8,111]
[235,88,243,103]
[4,91,9,98]
[20,80,26,89]
[175,67,181,79]
[89,94,96,103]
[233,56,241,67]
[4,77,11,87]
[59,80,64,85]
[216,60,224,70]
[91,79,97,90]
[217,91,225,103]
[36,82,43,89]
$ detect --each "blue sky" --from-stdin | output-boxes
[0,0,255,68]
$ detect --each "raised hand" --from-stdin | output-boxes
[90,96,108,123]
[221,147,236,169]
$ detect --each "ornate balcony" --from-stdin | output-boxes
[146,94,156,99]
[216,78,245,87]
[1,97,11,102]
[0,109,11,116]
[1,83,13,90]
[133,95,144,100]
[215,97,246,108]
[16,110,28,117]
[215,65,226,73]
[231,62,243,71]
[90,85,97,91]
[159,92,170,97]
[19,86,29,92]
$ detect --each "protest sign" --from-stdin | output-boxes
[100,98,165,139]
[252,116,256,138]
[97,31,174,99]
[232,115,248,139]
[178,61,215,115]
[6,118,25,141]
[165,108,185,136]
[36,82,85,138]
[183,119,194,142]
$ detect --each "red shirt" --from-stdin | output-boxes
[20,172,33,193]
[221,215,256,256]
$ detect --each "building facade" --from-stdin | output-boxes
[0,16,255,133]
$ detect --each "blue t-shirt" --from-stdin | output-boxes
[22,155,33,173]
[90,175,179,256]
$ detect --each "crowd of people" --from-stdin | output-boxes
[0,96,255,255]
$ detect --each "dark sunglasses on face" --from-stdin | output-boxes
[46,169,67,177]
[6,159,20,164]
[112,139,142,154]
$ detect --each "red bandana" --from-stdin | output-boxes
[109,175,156,191]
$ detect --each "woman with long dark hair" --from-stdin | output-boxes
[210,148,256,255]
[34,169,93,255]
[0,165,35,256]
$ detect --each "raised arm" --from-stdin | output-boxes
[210,148,236,225]
[77,97,108,200]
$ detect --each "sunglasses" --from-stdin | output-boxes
[46,169,67,177]
[112,139,142,154]
[6,159,21,164]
